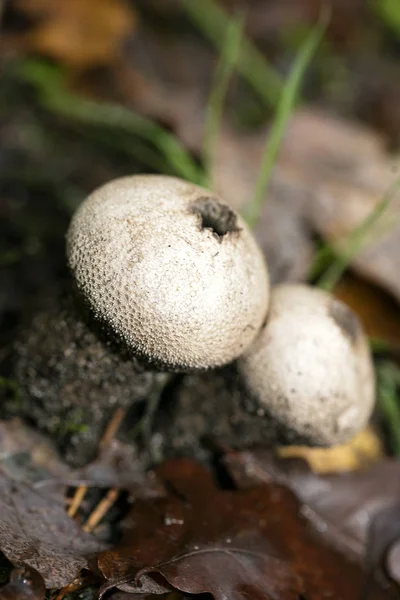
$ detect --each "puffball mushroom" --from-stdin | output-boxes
[237,284,375,446]
[67,175,269,371]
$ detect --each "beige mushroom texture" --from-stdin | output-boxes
[237,284,375,446]
[67,175,269,371]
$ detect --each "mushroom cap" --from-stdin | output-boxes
[237,283,375,446]
[67,175,269,371]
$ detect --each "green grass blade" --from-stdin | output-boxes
[182,0,282,108]
[371,0,400,37]
[307,242,337,281]
[203,12,244,188]
[377,362,400,456]
[317,175,400,292]
[243,11,328,228]
[19,60,205,186]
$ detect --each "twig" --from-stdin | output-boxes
[67,407,125,518]
[82,488,120,533]
[98,406,125,451]
[67,484,88,518]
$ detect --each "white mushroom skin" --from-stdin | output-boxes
[67,175,269,371]
[237,284,375,446]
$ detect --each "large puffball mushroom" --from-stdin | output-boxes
[237,284,375,446]
[67,175,269,371]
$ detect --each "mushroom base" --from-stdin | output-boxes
[8,294,166,467]
[152,367,308,462]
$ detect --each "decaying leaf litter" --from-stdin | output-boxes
[2,1,400,599]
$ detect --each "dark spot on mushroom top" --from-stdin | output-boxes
[330,299,361,344]
[190,197,239,241]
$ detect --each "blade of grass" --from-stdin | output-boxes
[203,11,244,188]
[243,10,329,228]
[371,0,400,37]
[317,175,400,292]
[377,362,400,457]
[19,60,205,186]
[182,0,282,108]
[307,242,337,281]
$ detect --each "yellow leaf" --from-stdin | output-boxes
[277,426,384,473]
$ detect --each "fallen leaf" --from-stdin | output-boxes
[14,0,135,68]
[98,459,301,599]
[304,161,400,300]
[277,425,384,473]
[0,565,45,600]
[0,418,72,483]
[0,470,106,589]
[334,273,400,349]
[223,450,400,587]
[98,458,395,599]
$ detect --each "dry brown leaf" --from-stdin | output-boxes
[304,161,400,300]
[0,470,106,588]
[277,426,384,474]
[210,110,395,287]
[15,0,135,68]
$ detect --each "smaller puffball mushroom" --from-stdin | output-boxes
[237,284,375,446]
[67,175,269,371]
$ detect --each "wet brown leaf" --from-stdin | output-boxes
[0,470,106,589]
[0,565,45,600]
[98,458,395,599]
[223,451,400,587]
[14,0,135,68]
[98,459,300,599]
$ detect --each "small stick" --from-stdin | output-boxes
[82,488,119,533]
[52,576,93,600]
[98,406,125,450]
[67,484,87,518]
[67,406,125,518]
